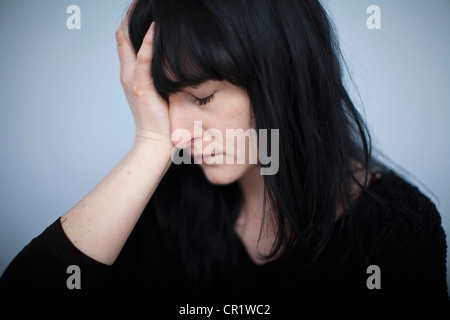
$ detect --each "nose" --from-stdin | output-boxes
[168,93,200,150]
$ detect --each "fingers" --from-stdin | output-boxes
[116,3,137,86]
[116,0,156,92]
[135,22,155,84]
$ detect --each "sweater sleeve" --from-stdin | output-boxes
[0,218,113,299]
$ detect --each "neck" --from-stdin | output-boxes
[236,165,280,265]
[237,165,266,221]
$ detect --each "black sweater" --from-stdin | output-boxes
[0,172,448,300]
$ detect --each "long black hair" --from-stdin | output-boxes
[126,0,387,282]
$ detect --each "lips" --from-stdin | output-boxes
[192,152,221,161]
[193,153,217,158]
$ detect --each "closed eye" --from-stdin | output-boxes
[192,93,215,106]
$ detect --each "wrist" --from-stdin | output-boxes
[132,135,173,173]
[134,130,173,150]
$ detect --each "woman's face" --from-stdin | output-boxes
[168,80,259,185]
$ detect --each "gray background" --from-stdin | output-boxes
[0,0,449,295]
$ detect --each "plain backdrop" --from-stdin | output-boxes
[1,0,449,295]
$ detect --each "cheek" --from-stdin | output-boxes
[221,98,253,130]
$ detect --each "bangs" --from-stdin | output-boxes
[151,0,250,99]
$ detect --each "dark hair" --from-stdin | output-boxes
[127,0,387,282]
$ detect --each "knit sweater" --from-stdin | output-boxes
[0,172,447,300]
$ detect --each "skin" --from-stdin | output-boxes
[169,80,259,185]
[169,81,276,264]
[61,18,173,265]
[61,8,273,265]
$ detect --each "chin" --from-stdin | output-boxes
[199,164,249,185]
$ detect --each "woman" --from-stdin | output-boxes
[0,0,447,299]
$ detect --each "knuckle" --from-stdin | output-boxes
[120,75,128,89]
[115,29,124,43]
[115,27,129,47]
[136,52,150,64]
[131,82,145,96]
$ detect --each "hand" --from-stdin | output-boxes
[116,10,171,148]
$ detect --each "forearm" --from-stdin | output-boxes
[61,139,172,265]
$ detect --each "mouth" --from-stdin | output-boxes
[192,152,221,162]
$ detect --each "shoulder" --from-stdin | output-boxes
[350,171,448,298]
[358,171,444,239]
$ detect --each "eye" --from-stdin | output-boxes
[192,93,215,106]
